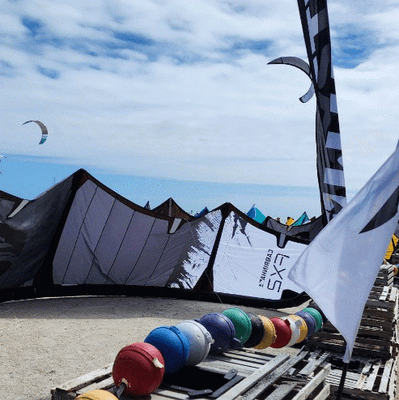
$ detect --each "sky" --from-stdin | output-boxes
[0,0,398,219]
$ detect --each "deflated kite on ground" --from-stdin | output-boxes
[0,169,318,308]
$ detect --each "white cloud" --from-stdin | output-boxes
[0,0,398,211]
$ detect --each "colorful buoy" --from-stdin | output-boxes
[222,308,252,345]
[144,326,190,374]
[270,317,292,348]
[175,320,214,366]
[198,312,239,354]
[308,301,328,323]
[243,312,265,348]
[254,315,277,349]
[75,390,119,400]
[302,307,323,332]
[282,316,302,346]
[295,310,317,338]
[112,342,165,396]
[287,314,308,343]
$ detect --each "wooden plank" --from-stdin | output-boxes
[297,351,329,377]
[378,359,394,394]
[326,371,358,390]
[263,382,298,400]
[220,349,273,362]
[75,377,114,395]
[215,353,291,400]
[206,352,270,369]
[52,388,76,400]
[53,363,113,393]
[150,393,184,400]
[224,349,275,362]
[379,286,390,301]
[152,388,191,399]
[387,355,397,400]
[355,360,373,390]
[200,363,254,377]
[198,358,257,377]
[292,364,331,400]
[234,352,308,400]
[312,383,330,400]
[389,286,397,302]
[363,361,381,392]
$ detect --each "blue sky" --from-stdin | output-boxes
[0,0,398,218]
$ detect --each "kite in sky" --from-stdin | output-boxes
[268,56,315,103]
[22,120,48,144]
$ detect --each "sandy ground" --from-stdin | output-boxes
[0,295,306,400]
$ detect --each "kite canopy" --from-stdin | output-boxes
[22,120,48,144]
[0,169,311,309]
[268,56,314,103]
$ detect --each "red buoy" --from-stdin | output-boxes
[112,342,165,396]
[270,317,292,348]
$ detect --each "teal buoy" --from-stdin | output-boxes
[302,307,323,332]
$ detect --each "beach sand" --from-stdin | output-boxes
[0,295,306,400]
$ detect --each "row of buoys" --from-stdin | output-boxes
[76,303,326,399]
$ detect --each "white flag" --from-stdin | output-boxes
[289,143,399,362]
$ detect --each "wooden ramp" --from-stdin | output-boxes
[51,349,330,400]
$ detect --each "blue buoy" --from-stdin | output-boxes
[198,313,239,354]
[144,325,190,374]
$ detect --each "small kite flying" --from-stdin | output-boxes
[22,120,48,144]
[268,56,315,103]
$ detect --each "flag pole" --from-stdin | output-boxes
[335,361,349,400]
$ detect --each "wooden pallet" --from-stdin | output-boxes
[325,354,398,400]
[374,264,395,288]
[51,349,331,400]
[306,285,398,360]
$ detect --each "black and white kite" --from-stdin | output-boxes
[268,56,315,103]
[272,1,346,224]
[297,0,346,224]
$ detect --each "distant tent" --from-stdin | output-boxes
[152,197,193,220]
[263,215,324,244]
[0,169,310,308]
[286,217,295,226]
[246,204,266,224]
[291,212,309,226]
[385,234,399,261]
[194,207,209,218]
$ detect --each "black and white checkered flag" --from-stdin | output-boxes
[297,0,346,223]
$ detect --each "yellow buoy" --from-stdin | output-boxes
[76,390,119,400]
[254,315,277,349]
